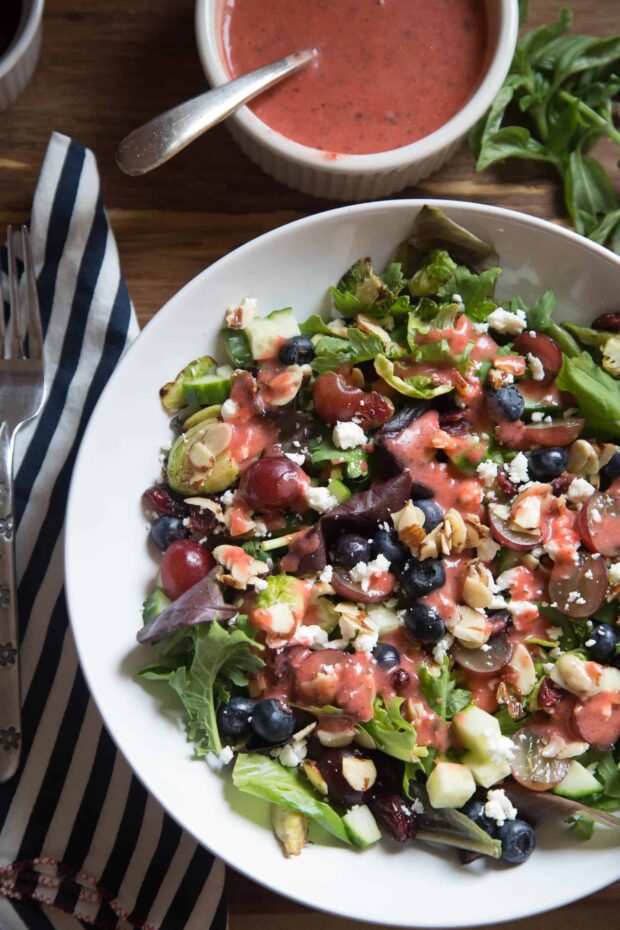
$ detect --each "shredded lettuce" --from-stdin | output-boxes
[357,697,418,762]
[232,753,352,844]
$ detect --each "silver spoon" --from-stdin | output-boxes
[116,48,317,176]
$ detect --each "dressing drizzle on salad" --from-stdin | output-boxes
[138,207,620,863]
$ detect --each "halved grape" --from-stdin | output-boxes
[582,489,620,558]
[511,727,570,791]
[513,332,562,382]
[495,417,585,451]
[573,693,620,750]
[452,633,513,676]
[548,550,607,618]
[331,570,397,604]
[488,509,541,552]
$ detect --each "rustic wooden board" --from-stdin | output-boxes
[1,1,619,927]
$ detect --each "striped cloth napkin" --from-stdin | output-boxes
[0,133,226,930]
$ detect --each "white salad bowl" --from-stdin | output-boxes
[194,0,519,200]
[66,201,620,928]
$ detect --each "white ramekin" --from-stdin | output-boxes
[0,0,44,111]
[195,0,519,200]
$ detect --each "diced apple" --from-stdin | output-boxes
[453,705,502,757]
[427,762,476,809]
[462,750,512,788]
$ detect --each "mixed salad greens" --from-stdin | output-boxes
[138,207,620,865]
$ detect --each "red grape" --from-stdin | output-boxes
[548,550,607,618]
[581,489,620,558]
[573,692,620,750]
[452,633,513,676]
[238,453,310,510]
[160,539,214,600]
[513,332,562,382]
[511,727,570,791]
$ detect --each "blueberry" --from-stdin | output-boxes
[460,798,497,836]
[150,515,188,551]
[217,696,254,739]
[413,498,444,531]
[399,557,446,599]
[278,335,315,366]
[600,451,620,491]
[403,603,446,644]
[527,447,568,481]
[373,528,408,565]
[588,623,620,665]
[330,533,373,568]
[372,643,401,669]
[487,386,525,422]
[496,818,536,865]
[251,698,296,743]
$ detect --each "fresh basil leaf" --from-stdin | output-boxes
[418,660,472,721]
[167,622,264,757]
[233,753,352,844]
[555,351,620,439]
[374,354,454,400]
[564,146,618,234]
[357,697,418,762]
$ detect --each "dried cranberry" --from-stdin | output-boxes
[143,486,188,519]
[488,609,512,636]
[438,410,471,436]
[369,794,417,843]
[390,667,410,690]
[496,467,518,497]
[186,504,216,537]
[551,473,574,496]
[592,312,620,332]
[537,676,563,710]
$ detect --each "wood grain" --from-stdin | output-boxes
[1,1,619,927]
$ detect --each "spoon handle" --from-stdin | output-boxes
[116,48,316,176]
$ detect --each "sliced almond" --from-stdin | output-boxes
[259,365,304,407]
[301,760,329,795]
[568,439,599,477]
[452,606,491,648]
[316,726,355,748]
[462,561,494,610]
[507,643,536,696]
[202,421,234,457]
[464,513,490,548]
[357,314,391,346]
[341,756,377,793]
[188,441,215,469]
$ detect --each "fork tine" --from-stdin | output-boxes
[6,227,24,360]
[20,227,43,361]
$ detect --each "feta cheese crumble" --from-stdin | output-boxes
[527,353,545,381]
[350,553,391,591]
[306,485,339,513]
[284,451,306,466]
[566,477,596,504]
[487,307,527,335]
[484,789,517,826]
[274,739,308,768]
[220,398,239,420]
[507,452,530,485]
[332,420,367,450]
[608,563,620,585]
[319,564,334,584]
[476,460,498,487]
[432,633,454,665]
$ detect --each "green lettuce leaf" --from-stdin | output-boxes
[311,328,388,374]
[418,660,472,720]
[407,250,457,297]
[310,437,367,479]
[299,315,336,337]
[555,350,620,439]
[374,355,454,400]
[437,265,501,321]
[357,697,418,762]
[232,753,351,844]
[167,622,264,757]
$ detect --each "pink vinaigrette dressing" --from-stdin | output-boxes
[221,0,488,155]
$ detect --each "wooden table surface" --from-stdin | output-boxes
[2,1,620,928]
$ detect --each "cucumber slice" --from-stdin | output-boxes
[142,588,171,624]
[222,328,253,368]
[246,308,300,361]
[160,355,217,412]
[552,761,602,799]
[182,372,232,406]
[343,805,381,847]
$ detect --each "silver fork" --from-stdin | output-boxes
[0,226,45,782]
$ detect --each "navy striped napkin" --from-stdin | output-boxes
[0,133,226,930]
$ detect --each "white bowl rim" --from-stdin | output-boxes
[194,0,520,175]
[0,0,44,80]
[66,199,620,928]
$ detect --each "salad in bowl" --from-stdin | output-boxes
[137,207,620,866]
